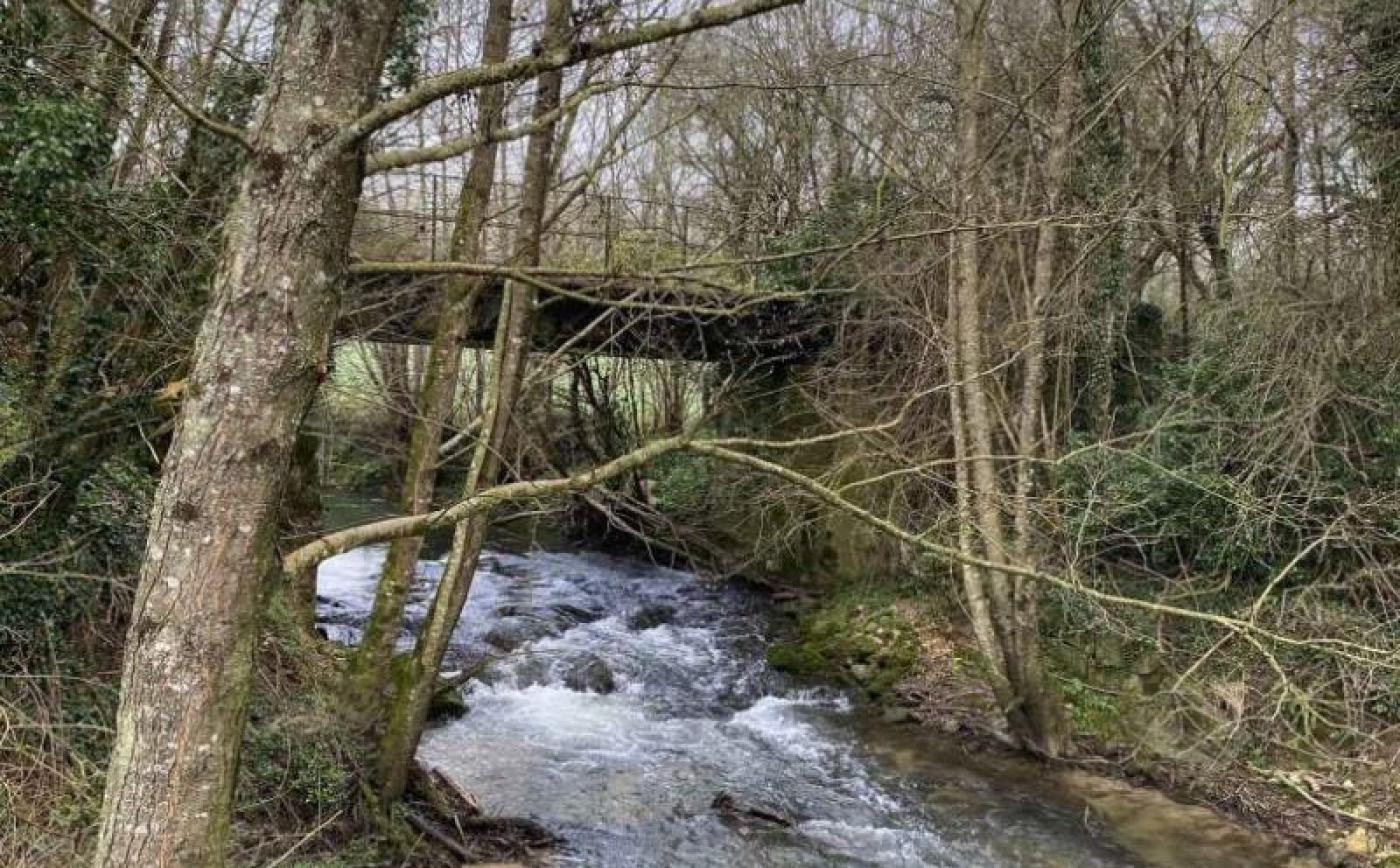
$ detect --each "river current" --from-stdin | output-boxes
[315,543,1299,867]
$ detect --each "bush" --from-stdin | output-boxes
[1059,295,1400,585]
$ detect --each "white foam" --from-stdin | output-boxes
[315,545,387,609]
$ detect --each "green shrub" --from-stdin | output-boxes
[239,715,358,826]
[1060,345,1400,582]
[649,451,712,518]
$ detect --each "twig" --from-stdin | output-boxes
[264,809,344,867]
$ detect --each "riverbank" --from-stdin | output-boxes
[763,585,1400,868]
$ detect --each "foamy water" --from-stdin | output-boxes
[318,546,1142,867]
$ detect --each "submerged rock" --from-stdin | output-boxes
[711,791,794,829]
[627,604,677,630]
[563,654,616,694]
[552,603,605,626]
[483,618,556,652]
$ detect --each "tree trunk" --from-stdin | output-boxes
[372,0,573,807]
[1076,0,1127,440]
[352,0,516,710]
[949,0,1067,759]
[93,3,401,864]
[1007,0,1078,758]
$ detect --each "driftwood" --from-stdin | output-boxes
[406,762,559,863]
[409,762,482,821]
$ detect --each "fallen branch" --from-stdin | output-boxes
[285,430,1395,672]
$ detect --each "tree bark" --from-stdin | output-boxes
[92,3,402,864]
[352,0,516,709]
[371,0,573,807]
[1007,0,1078,759]
[948,0,1067,758]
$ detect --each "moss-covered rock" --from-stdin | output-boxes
[767,593,920,698]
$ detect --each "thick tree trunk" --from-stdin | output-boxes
[92,3,401,865]
[372,0,573,807]
[353,0,516,708]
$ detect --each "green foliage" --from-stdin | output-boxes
[0,456,153,653]
[1348,0,1400,200]
[0,94,108,241]
[0,5,109,247]
[649,451,712,518]
[1060,676,1127,741]
[240,714,358,826]
[382,0,433,97]
[761,176,903,294]
[768,590,920,698]
[1059,339,1400,581]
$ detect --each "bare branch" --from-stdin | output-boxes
[333,0,804,150]
[58,0,252,150]
[365,80,625,174]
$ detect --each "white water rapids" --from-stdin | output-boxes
[317,545,1148,867]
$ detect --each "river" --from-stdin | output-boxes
[316,541,1305,868]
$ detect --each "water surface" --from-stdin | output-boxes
[317,545,1295,867]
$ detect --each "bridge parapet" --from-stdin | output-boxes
[339,262,830,363]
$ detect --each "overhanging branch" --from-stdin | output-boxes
[333,0,803,150]
[366,80,624,174]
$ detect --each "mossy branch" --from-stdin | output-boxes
[287,430,1393,672]
[282,433,691,575]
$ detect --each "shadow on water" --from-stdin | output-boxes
[315,536,1309,868]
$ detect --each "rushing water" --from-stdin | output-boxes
[316,544,1297,868]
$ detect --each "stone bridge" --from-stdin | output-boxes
[341,177,829,363]
[339,262,829,364]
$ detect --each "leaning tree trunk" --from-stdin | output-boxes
[352,0,516,711]
[372,0,572,807]
[93,3,401,865]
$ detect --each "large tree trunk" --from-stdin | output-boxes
[92,3,401,864]
[371,0,573,807]
[352,0,516,710]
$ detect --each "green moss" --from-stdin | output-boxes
[1060,676,1128,742]
[767,591,921,698]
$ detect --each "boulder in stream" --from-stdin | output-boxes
[627,604,677,630]
[711,791,794,829]
[563,654,616,694]
[483,618,556,652]
[428,687,469,722]
[553,603,605,626]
